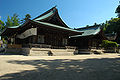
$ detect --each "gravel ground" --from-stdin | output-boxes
[0,54,120,80]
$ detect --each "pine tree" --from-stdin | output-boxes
[115,1,120,18]
[6,16,13,27]
[6,14,20,27]
[21,14,31,23]
[0,20,5,30]
[12,14,20,26]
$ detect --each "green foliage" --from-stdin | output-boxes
[101,40,118,48]
[101,18,120,34]
[5,14,20,27]
[21,14,31,23]
[2,38,7,44]
[0,20,5,30]
[116,5,120,13]
[94,23,99,26]
[82,3,120,35]
[6,16,13,27]
[86,25,89,27]
[0,13,31,32]
[24,14,31,21]
[115,5,120,18]
[101,4,120,33]
[12,14,20,26]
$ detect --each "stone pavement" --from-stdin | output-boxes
[0,54,120,80]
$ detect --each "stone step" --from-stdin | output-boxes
[52,52,74,56]
[29,51,49,56]
[5,48,76,56]
[29,48,76,56]
[31,48,75,52]
[30,52,74,56]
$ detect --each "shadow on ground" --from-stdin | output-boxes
[0,58,120,80]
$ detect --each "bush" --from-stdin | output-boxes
[101,40,118,48]
[2,38,7,44]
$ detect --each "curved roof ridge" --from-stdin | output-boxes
[33,6,68,28]
[33,6,56,20]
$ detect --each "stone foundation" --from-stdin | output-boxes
[5,48,77,56]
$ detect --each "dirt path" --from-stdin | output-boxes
[0,54,120,80]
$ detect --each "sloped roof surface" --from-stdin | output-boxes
[32,20,82,33]
[33,6,68,28]
[34,8,56,21]
[71,26,101,37]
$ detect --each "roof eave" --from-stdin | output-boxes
[32,20,83,34]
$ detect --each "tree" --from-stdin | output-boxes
[100,18,120,34]
[86,25,89,27]
[107,18,120,33]
[12,14,20,26]
[94,23,97,26]
[0,20,5,30]
[115,2,120,18]
[24,14,31,21]
[5,16,13,27]
[5,14,20,27]
[93,23,100,27]
[21,14,31,23]
[100,23,105,31]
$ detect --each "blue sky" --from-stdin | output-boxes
[0,0,119,28]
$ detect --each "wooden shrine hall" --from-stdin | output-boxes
[1,7,83,49]
[69,26,107,49]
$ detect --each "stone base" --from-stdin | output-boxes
[5,48,77,56]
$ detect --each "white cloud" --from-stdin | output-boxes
[0,16,1,19]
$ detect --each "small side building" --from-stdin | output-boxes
[69,26,107,49]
